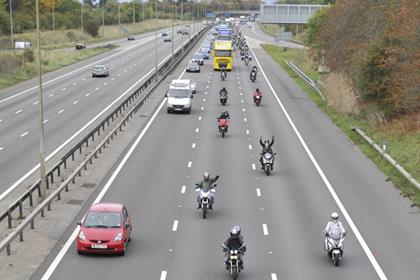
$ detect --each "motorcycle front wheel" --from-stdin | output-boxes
[265,165,271,176]
[231,266,238,280]
[202,205,207,219]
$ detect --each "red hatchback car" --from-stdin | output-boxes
[77,203,132,255]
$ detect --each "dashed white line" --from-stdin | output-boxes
[192,143,196,149]
[20,131,28,137]
[252,163,256,170]
[73,100,79,105]
[33,101,39,105]
[256,188,261,197]
[172,220,179,231]
[271,273,278,280]
[203,98,206,102]
[204,92,208,95]
[242,108,245,112]
[111,77,116,81]
[49,94,54,98]
[0,119,2,122]
[244,117,247,122]
[72,82,77,86]
[160,271,167,280]
[188,161,192,168]
[198,116,202,121]
[61,88,66,91]
[58,109,64,114]
[262,224,269,235]
[195,128,199,133]
[15,110,23,114]
[201,107,204,111]
[181,185,186,194]
[95,87,100,91]
[241,99,244,103]
[246,129,250,135]
[43,119,48,124]
[248,144,253,150]
[0,147,3,151]
[85,93,90,97]
[118,73,122,76]
[103,82,108,86]
[82,78,86,81]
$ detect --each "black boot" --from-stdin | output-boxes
[197,204,201,209]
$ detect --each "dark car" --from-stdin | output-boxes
[182,29,189,35]
[162,32,168,37]
[164,36,172,42]
[127,35,135,40]
[186,62,200,73]
[75,42,86,50]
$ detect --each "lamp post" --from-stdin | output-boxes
[35,0,47,200]
[101,0,105,37]
[171,0,174,59]
[80,2,83,35]
[52,0,55,31]
[118,3,121,35]
[8,0,13,48]
[154,0,158,81]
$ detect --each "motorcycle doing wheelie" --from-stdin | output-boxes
[324,229,346,266]
[222,243,246,280]
[195,184,216,219]
[260,151,275,175]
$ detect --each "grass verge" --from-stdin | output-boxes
[262,44,420,207]
[0,45,116,90]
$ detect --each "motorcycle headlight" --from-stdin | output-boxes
[113,232,124,242]
[78,231,86,241]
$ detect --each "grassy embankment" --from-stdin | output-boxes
[0,19,177,89]
[262,44,420,207]
[258,23,305,43]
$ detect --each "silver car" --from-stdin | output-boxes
[191,53,204,65]
[186,62,200,73]
[92,65,109,78]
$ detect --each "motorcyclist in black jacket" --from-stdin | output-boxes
[222,225,246,270]
[219,87,228,98]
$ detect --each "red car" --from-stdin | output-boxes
[77,203,132,255]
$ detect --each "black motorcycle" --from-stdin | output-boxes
[261,152,275,175]
[250,71,256,82]
[222,244,246,280]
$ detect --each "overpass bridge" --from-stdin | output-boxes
[213,10,259,16]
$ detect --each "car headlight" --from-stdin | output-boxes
[113,232,124,242]
[78,231,86,241]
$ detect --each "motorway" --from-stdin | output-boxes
[31,27,420,279]
[0,25,201,200]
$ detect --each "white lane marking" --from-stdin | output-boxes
[20,131,28,137]
[256,188,261,197]
[239,86,242,90]
[246,129,250,135]
[205,92,208,95]
[244,117,247,122]
[248,144,253,150]
[206,85,209,88]
[72,82,77,86]
[43,119,48,124]
[192,143,196,149]
[172,220,179,231]
[61,88,66,91]
[73,100,79,105]
[82,78,86,81]
[262,224,269,235]
[0,119,2,122]
[252,163,256,170]
[0,35,157,105]
[95,87,100,91]
[39,97,168,280]
[118,73,122,76]
[203,98,206,102]
[241,99,244,103]
[240,92,243,96]
[0,147,3,151]
[181,185,186,194]
[187,161,192,168]
[271,273,278,280]
[249,45,388,280]
[103,82,108,86]
[201,107,204,111]
[33,101,39,105]
[195,128,199,133]
[15,110,23,114]
[242,108,245,112]
[111,77,116,81]
[49,94,54,97]
[160,271,167,280]
[85,93,90,97]
[198,116,202,121]
[124,69,128,72]
[58,109,64,114]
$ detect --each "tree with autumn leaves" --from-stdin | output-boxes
[305,0,420,117]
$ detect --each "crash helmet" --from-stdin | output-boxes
[256,88,260,92]
[203,172,210,181]
[331,212,339,222]
[230,225,241,238]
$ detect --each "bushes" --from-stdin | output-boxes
[23,49,35,63]
[83,14,100,37]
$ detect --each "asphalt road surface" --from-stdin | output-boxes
[32,27,420,280]
[0,25,202,200]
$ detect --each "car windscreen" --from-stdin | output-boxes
[84,211,122,228]
[168,88,190,98]
[215,50,232,57]
[94,66,105,70]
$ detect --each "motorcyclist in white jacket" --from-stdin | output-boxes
[324,212,346,251]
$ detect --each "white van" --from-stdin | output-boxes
[166,79,193,114]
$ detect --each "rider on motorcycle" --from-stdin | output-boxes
[324,212,346,252]
[218,110,230,120]
[195,172,219,210]
[250,66,258,80]
[219,87,228,98]
[253,88,263,101]
[259,136,274,168]
[221,67,227,80]
[222,226,246,270]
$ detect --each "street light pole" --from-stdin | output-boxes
[155,0,158,81]
[8,0,13,48]
[80,3,83,35]
[118,3,121,35]
[35,0,47,200]
[102,0,105,37]
[171,0,174,59]
[181,0,184,54]
[133,1,135,25]
[52,0,55,32]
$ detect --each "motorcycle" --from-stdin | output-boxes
[221,70,227,81]
[218,118,229,137]
[220,92,228,105]
[324,230,345,266]
[250,71,256,82]
[253,93,262,106]
[261,152,275,175]
[223,243,246,280]
[242,56,251,66]
[197,185,216,219]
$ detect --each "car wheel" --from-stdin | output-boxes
[167,108,171,113]
[77,250,83,255]
[92,74,95,78]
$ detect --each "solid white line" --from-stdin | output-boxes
[15,110,23,114]
[271,273,278,280]
[252,163,256,170]
[249,45,388,280]
[73,100,79,105]
[40,97,168,280]
[181,185,186,194]
[43,119,49,124]
[248,144,253,150]
[262,224,269,235]
[0,36,157,105]
[20,132,28,137]
[256,188,261,197]
[1,45,183,202]
[172,220,179,231]
[58,109,64,114]
[192,143,196,149]
[187,161,192,168]
[160,271,167,280]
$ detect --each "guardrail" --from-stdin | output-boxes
[285,60,325,101]
[352,127,420,190]
[0,26,209,255]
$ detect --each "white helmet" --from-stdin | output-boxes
[203,172,210,181]
[331,212,339,222]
